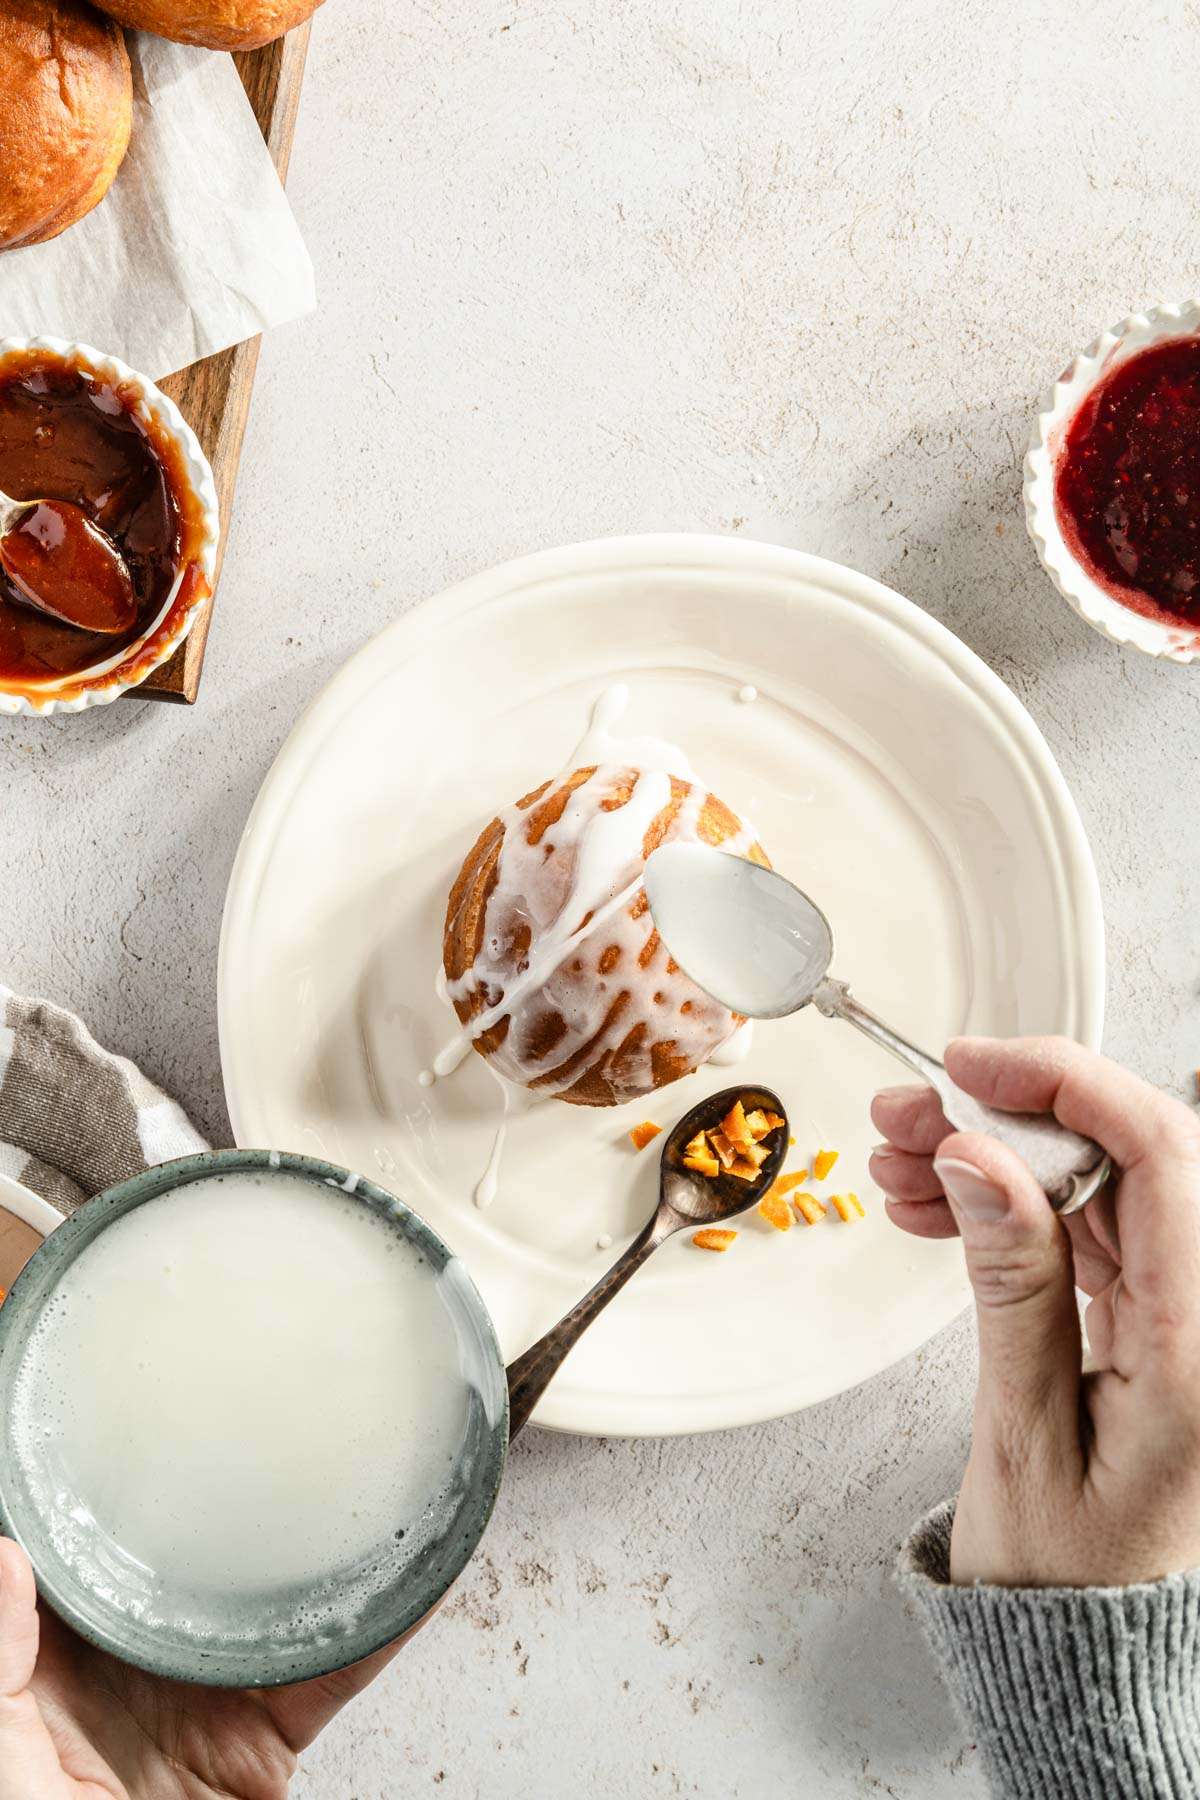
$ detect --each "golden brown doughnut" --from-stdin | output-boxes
[444,766,771,1108]
[0,0,132,252]
[94,0,322,51]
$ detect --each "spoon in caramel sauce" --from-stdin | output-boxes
[0,488,136,636]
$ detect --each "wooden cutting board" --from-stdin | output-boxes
[140,25,311,704]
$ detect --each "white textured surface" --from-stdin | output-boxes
[2,0,1197,1793]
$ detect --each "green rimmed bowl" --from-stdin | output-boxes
[0,1150,509,1689]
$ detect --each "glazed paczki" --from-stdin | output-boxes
[95,0,323,50]
[0,0,132,252]
[441,688,770,1107]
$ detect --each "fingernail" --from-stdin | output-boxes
[933,1156,1009,1222]
[873,1086,915,1106]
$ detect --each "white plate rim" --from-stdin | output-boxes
[218,533,1105,1434]
[0,1174,61,1241]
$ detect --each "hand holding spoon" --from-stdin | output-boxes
[0,489,136,634]
[643,844,1110,1215]
[506,1084,788,1437]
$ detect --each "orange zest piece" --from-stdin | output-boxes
[692,1228,737,1252]
[720,1100,756,1152]
[794,1193,827,1225]
[771,1171,807,1196]
[683,1153,721,1178]
[678,1095,786,1189]
[728,1153,764,1183]
[830,1191,865,1222]
[812,1148,839,1181]
[757,1191,793,1232]
[682,1131,721,1178]
[712,1134,768,1183]
[708,1130,738,1169]
[629,1120,662,1152]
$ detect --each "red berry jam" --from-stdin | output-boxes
[1054,336,1200,629]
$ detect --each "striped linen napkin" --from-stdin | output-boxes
[0,987,208,1216]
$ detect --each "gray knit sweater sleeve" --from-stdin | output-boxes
[898,1502,1200,1799]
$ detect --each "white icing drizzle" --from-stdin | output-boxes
[434,685,759,1105]
[569,682,699,781]
[472,1065,548,1210]
[474,1111,507,1209]
[709,1019,755,1065]
[432,1030,475,1080]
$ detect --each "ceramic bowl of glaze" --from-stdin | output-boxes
[0,336,220,716]
[0,1173,61,1295]
[0,1150,509,1688]
[1024,300,1200,664]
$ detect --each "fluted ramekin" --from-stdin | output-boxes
[0,336,220,715]
[1024,300,1200,665]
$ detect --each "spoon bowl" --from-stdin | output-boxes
[657,1083,791,1221]
[505,1085,789,1436]
[0,489,135,635]
[644,843,833,1018]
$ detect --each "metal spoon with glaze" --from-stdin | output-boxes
[642,843,1111,1218]
[506,1084,788,1437]
[0,489,136,634]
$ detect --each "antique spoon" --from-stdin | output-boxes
[0,488,135,633]
[642,843,1111,1217]
[506,1084,788,1437]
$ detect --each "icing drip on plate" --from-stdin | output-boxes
[709,1019,755,1065]
[474,1101,507,1210]
[570,682,700,780]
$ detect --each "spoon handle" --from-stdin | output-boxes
[506,1214,669,1438]
[0,492,28,537]
[813,978,1111,1215]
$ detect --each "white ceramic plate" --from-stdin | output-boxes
[219,535,1104,1437]
[0,1175,60,1295]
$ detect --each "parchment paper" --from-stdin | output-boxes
[0,34,316,381]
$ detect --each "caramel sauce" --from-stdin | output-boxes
[0,349,208,691]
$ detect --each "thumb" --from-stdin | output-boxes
[935,1132,1083,1475]
[0,1540,39,1701]
[0,1538,64,1800]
